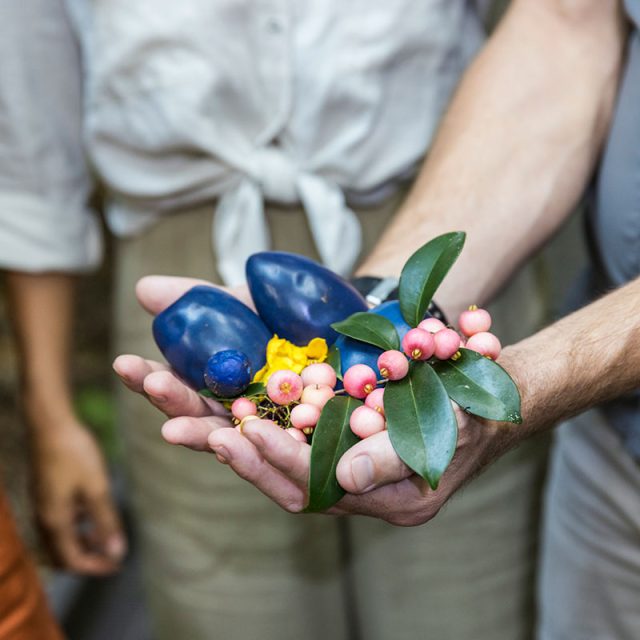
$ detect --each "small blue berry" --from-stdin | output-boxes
[204,350,252,397]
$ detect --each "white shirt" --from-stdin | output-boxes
[0,0,486,283]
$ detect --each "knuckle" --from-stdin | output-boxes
[278,487,307,514]
[386,512,412,527]
[387,503,440,527]
[389,513,420,527]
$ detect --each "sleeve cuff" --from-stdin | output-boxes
[0,192,103,273]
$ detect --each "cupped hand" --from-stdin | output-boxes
[205,408,505,526]
[30,421,127,575]
[115,275,513,526]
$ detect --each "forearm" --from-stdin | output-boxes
[498,275,640,443]
[6,272,79,431]
[360,0,626,318]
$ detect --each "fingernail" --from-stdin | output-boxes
[351,455,375,493]
[106,535,127,560]
[213,446,231,464]
[151,393,168,404]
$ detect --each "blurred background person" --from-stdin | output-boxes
[1,0,578,638]
[0,0,128,636]
[3,272,126,577]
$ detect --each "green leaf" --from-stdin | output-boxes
[331,312,400,351]
[326,345,343,380]
[432,348,522,423]
[398,232,466,327]
[306,396,362,512]
[244,382,267,397]
[385,361,458,490]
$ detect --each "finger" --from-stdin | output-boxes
[240,420,311,486]
[84,491,127,564]
[136,275,214,315]
[42,506,119,575]
[136,275,256,315]
[335,431,413,494]
[143,370,228,418]
[333,477,440,526]
[209,424,308,512]
[113,354,168,394]
[162,415,231,451]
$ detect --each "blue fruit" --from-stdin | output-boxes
[152,286,272,390]
[336,301,421,375]
[204,350,252,397]
[246,252,367,346]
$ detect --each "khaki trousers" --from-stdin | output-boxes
[537,412,640,640]
[114,195,549,640]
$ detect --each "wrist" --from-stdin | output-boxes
[495,342,548,442]
[350,276,399,307]
[21,387,81,435]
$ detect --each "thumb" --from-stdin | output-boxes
[135,275,213,315]
[336,431,413,494]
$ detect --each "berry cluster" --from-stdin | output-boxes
[230,363,338,440]
[228,305,501,443]
[343,305,501,439]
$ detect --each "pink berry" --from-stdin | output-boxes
[343,364,378,399]
[231,397,258,421]
[458,305,492,337]
[433,328,462,360]
[418,317,446,333]
[350,405,386,438]
[377,350,409,381]
[364,387,385,416]
[290,403,321,430]
[465,331,501,360]
[401,328,435,361]
[300,363,337,389]
[266,370,303,405]
[286,428,308,442]
[301,383,335,409]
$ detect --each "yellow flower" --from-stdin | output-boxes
[253,335,329,383]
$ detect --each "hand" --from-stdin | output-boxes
[29,420,127,574]
[116,275,516,525]
[113,276,246,444]
[159,404,509,526]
